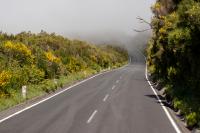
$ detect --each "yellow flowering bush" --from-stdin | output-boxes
[152,2,161,11]
[2,41,33,65]
[0,70,11,87]
[159,12,177,34]
[45,51,60,63]
[0,31,128,109]
[4,41,32,57]
[44,51,62,78]
[159,27,167,34]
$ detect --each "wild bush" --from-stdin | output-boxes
[147,0,200,127]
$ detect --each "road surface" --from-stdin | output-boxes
[0,51,178,133]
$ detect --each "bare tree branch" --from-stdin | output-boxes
[133,16,152,32]
[133,28,151,32]
[136,16,151,26]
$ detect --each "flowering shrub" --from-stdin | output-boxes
[147,0,200,128]
[0,70,11,87]
[4,41,32,57]
[3,41,33,64]
[45,51,60,63]
[0,31,128,102]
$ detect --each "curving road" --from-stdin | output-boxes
[0,51,179,133]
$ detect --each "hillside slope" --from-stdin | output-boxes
[0,31,128,111]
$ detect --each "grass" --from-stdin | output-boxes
[0,68,97,111]
[0,64,126,112]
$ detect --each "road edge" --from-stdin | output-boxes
[0,64,128,124]
[136,49,182,133]
[145,61,182,133]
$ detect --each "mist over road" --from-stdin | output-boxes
[0,50,178,133]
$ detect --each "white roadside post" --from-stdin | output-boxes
[22,85,27,99]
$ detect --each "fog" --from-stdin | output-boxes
[0,0,155,51]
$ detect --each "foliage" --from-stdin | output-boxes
[0,31,128,102]
[2,41,33,64]
[0,69,96,111]
[147,0,200,127]
[45,51,60,63]
[24,65,45,84]
[0,70,11,87]
[186,112,198,128]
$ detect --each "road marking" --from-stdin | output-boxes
[87,110,98,124]
[144,58,182,133]
[112,85,116,90]
[103,94,109,102]
[0,66,128,124]
[116,80,119,83]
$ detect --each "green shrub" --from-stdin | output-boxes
[168,28,191,47]
[65,56,86,73]
[41,80,57,93]
[186,112,198,127]
[24,65,45,84]
[147,0,200,128]
[173,99,182,110]
[0,31,128,111]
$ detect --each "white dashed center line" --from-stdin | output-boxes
[103,94,109,102]
[87,110,98,124]
[112,85,116,90]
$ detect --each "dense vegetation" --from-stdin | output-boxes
[147,0,200,128]
[0,31,128,110]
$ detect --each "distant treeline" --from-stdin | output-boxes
[147,0,200,128]
[0,31,128,98]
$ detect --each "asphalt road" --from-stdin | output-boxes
[0,51,178,133]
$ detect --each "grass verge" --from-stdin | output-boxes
[0,63,127,112]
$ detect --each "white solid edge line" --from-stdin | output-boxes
[137,49,181,133]
[103,94,109,102]
[145,59,182,133]
[87,110,98,124]
[0,65,127,124]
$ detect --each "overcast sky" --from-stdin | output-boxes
[0,0,154,42]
